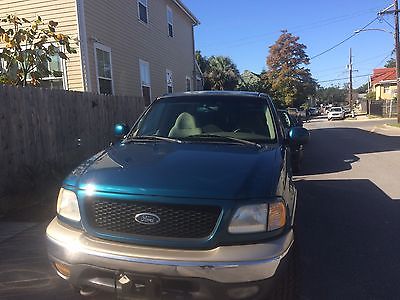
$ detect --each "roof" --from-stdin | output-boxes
[172,0,200,25]
[371,68,397,86]
[159,91,267,99]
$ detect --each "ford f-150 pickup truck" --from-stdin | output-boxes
[46,91,309,299]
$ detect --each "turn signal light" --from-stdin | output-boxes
[268,202,286,231]
[54,262,71,278]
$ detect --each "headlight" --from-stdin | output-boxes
[228,202,286,234]
[56,188,81,222]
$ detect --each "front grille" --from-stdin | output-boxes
[86,198,221,239]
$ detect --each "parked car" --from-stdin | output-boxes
[328,106,345,120]
[277,110,309,172]
[287,107,299,117]
[46,91,309,300]
[308,107,319,116]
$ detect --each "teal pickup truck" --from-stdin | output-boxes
[46,91,309,299]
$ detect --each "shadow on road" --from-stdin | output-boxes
[296,179,400,299]
[299,127,400,176]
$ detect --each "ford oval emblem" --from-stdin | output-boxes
[134,213,161,225]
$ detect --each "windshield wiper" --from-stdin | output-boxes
[184,134,262,148]
[124,135,182,143]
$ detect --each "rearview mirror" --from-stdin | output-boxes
[288,127,309,145]
[114,123,130,139]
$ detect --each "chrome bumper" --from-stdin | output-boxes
[46,218,293,284]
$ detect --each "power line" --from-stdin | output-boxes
[315,50,392,78]
[374,51,394,68]
[310,17,378,60]
[318,73,371,83]
[380,16,395,29]
[202,7,382,51]
[202,6,382,48]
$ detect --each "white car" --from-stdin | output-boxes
[328,107,345,121]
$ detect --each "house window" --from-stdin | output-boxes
[139,59,151,106]
[196,76,203,90]
[39,52,66,89]
[138,0,148,24]
[186,76,191,92]
[95,44,113,95]
[384,85,390,94]
[1,48,67,89]
[166,69,173,93]
[167,6,174,37]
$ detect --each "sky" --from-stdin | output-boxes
[181,0,395,88]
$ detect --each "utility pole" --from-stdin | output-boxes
[348,48,354,116]
[379,0,400,123]
[395,0,400,123]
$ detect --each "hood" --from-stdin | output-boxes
[65,142,282,200]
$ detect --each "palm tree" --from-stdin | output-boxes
[205,56,240,90]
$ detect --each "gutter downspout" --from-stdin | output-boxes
[191,25,197,91]
[76,0,92,92]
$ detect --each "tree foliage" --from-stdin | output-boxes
[384,58,396,68]
[366,91,376,101]
[356,82,368,94]
[0,15,75,87]
[195,50,208,74]
[202,55,240,91]
[315,85,347,104]
[265,30,316,107]
[238,70,273,94]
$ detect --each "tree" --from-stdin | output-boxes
[204,55,240,90]
[356,82,368,94]
[237,70,273,94]
[0,15,75,87]
[238,70,261,91]
[195,50,208,74]
[384,58,396,68]
[315,85,346,104]
[265,30,316,107]
[366,91,376,101]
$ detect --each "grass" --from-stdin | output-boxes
[386,123,400,128]
[368,115,382,119]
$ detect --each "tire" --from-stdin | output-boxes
[270,244,297,300]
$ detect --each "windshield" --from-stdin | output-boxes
[331,108,342,112]
[130,95,277,144]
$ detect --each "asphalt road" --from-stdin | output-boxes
[296,117,400,299]
[0,117,399,300]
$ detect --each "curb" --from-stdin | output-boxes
[383,123,400,130]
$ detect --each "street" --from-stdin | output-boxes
[296,117,400,299]
[1,118,400,300]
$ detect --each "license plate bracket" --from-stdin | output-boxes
[116,272,162,299]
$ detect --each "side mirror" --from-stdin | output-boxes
[114,123,130,139]
[288,127,309,145]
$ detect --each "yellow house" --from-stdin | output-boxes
[371,68,397,100]
[0,0,202,104]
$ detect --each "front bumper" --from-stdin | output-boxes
[46,218,293,297]
[328,114,344,119]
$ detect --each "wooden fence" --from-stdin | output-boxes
[370,100,398,118]
[0,85,145,198]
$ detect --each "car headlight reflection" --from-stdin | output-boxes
[56,188,81,222]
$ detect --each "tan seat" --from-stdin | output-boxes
[168,112,202,138]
